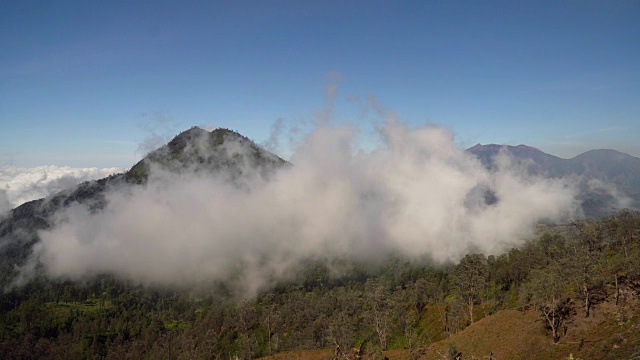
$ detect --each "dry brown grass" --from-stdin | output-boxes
[420,295,640,360]
[260,296,640,360]
[420,309,548,360]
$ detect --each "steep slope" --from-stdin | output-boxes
[0,173,127,286]
[126,127,287,183]
[421,309,549,359]
[257,298,640,360]
[0,127,287,288]
[421,297,640,360]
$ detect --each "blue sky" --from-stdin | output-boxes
[1,0,639,168]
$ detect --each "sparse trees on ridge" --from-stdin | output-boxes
[521,264,574,343]
[451,253,488,324]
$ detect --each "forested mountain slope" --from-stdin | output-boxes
[1,211,639,359]
[0,127,288,288]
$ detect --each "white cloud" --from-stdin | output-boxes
[0,189,11,214]
[23,121,580,297]
[0,165,124,210]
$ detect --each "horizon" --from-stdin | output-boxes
[1,1,639,169]
[2,122,638,212]
[4,123,639,170]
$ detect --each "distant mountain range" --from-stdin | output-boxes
[466,144,640,217]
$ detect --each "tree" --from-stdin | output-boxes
[603,209,640,259]
[364,278,390,351]
[236,299,257,359]
[328,310,357,357]
[327,287,362,356]
[451,253,488,324]
[444,295,467,335]
[521,265,574,343]
[603,210,640,304]
[389,284,420,349]
[259,292,280,356]
[412,269,445,311]
[568,221,605,317]
[536,232,568,264]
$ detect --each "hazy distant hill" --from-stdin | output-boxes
[467,144,565,176]
[571,149,640,193]
[467,144,640,217]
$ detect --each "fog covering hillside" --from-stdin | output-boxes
[1,123,640,359]
[2,123,580,294]
[1,206,639,359]
[0,127,288,289]
[467,144,640,217]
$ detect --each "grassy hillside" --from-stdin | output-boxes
[422,295,640,359]
[421,309,546,359]
[260,294,640,360]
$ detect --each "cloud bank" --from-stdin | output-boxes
[0,165,124,212]
[24,121,580,296]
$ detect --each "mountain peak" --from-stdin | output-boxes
[467,143,542,153]
[514,144,541,151]
[468,143,500,152]
[166,126,210,152]
[126,127,287,183]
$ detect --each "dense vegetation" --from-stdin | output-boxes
[1,210,639,359]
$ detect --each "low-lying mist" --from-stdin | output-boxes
[0,165,123,212]
[22,120,580,297]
